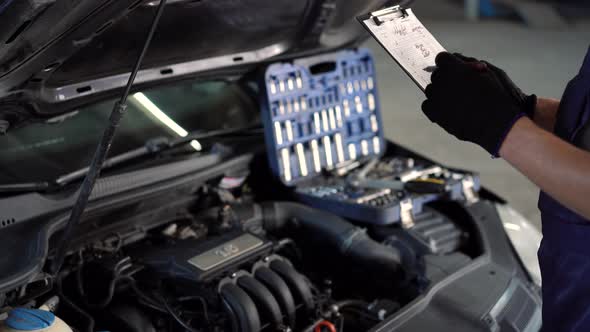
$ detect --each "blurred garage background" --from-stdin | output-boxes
[366,0,590,229]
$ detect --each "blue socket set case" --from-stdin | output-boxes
[261,48,384,184]
[261,49,480,225]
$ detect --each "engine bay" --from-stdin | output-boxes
[0,152,490,332]
[0,48,541,332]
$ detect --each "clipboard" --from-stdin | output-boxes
[358,6,446,91]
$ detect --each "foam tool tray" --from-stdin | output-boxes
[295,157,481,226]
[260,48,385,185]
[295,158,434,226]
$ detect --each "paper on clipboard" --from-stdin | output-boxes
[358,7,446,91]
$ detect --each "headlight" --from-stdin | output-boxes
[495,204,542,286]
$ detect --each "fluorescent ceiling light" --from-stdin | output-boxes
[503,222,521,231]
[131,92,202,151]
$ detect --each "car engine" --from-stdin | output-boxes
[0,155,480,332]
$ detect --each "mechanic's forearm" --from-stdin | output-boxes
[500,117,590,220]
[533,97,560,132]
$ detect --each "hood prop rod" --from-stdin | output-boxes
[49,0,168,275]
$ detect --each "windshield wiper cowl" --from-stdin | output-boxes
[0,182,51,193]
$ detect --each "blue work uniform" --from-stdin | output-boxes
[538,46,590,332]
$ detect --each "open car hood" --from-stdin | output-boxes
[0,0,395,130]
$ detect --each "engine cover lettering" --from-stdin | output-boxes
[188,234,264,271]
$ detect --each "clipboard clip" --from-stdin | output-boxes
[370,5,409,26]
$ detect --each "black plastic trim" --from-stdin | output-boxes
[219,283,261,332]
[0,153,253,292]
[370,201,538,332]
[254,266,297,328]
[237,275,284,326]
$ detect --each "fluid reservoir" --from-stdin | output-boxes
[0,308,72,332]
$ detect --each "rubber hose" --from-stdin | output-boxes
[258,202,404,279]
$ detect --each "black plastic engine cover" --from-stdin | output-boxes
[132,231,273,283]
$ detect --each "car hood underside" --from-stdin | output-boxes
[0,0,392,130]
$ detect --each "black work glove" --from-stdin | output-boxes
[453,53,537,118]
[422,52,527,157]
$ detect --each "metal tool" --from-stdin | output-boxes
[399,165,444,182]
[311,140,321,173]
[347,159,403,190]
[347,159,448,194]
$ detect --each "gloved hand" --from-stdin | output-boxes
[422,52,527,156]
[453,53,537,118]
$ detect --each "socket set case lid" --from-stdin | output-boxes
[261,48,385,185]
